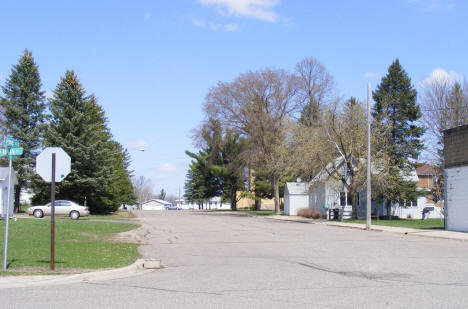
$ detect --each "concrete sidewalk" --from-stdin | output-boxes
[266,215,468,241]
[0,259,160,289]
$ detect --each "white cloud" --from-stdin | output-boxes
[157,163,177,172]
[406,0,455,12]
[197,0,280,22]
[126,139,149,149]
[192,19,238,31]
[364,72,379,79]
[0,73,5,81]
[224,22,239,31]
[192,19,220,30]
[144,12,152,20]
[420,68,462,86]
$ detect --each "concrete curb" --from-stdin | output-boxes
[0,259,162,289]
[266,215,468,242]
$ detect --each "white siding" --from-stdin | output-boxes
[0,178,14,217]
[445,166,468,232]
[142,201,165,211]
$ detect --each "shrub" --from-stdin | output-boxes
[297,208,321,219]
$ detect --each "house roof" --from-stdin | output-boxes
[286,182,310,195]
[143,199,172,205]
[416,164,438,176]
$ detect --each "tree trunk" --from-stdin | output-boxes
[254,190,261,211]
[14,184,22,213]
[386,199,392,219]
[273,174,280,215]
[351,192,358,219]
[231,190,237,211]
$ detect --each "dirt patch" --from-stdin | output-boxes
[0,266,100,276]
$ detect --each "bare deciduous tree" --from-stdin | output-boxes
[132,176,153,209]
[291,98,390,217]
[204,68,299,214]
[420,79,468,165]
[295,57,335,126]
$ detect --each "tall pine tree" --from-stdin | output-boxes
[372,58,424,217]
[32,70,134,213]
[0,50,48,210]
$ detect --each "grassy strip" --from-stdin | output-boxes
[344,218,444,229]
[0,218,140,270]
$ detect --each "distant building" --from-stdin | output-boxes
[285,158,443,220]
[444,124,468,232]
[0,167,18,217]
[416,164,443,208]
[284,182,309,216]
[141,199,172,210]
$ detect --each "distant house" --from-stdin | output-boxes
[416,164,443,208]
[186,196,231,210]
[0,167,18,217]
[444,124,468,232]
[142,199,172,210]
[285,158,443,220]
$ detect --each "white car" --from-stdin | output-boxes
[26,200,90,220]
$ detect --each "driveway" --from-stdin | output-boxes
[2,211,468,308]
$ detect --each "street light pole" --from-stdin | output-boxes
[366,83,372,231]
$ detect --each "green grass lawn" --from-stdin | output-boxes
[344,218,444,229]
[0,218,140,271]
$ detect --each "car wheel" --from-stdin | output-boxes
[70,211,80,220]
[33,209,43,218]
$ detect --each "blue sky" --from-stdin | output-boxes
[1,0,467,196]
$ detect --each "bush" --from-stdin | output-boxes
[297,208,321,219]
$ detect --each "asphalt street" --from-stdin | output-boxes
[2,211,468,308]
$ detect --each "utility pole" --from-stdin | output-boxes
[366,83,372,231]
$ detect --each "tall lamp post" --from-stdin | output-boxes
[366,84,372,231]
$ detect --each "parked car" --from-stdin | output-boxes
[165,204,179,210]
[26,200,90,220]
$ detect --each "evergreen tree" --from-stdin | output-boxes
[0,50,48,210]
[372,58,424,217]
[32,70,134,213]
[184,150,222,205]
[158,189,166,200]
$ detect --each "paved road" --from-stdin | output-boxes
[3,211,468,308]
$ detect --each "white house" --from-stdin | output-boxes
[444,124,468,232]
[186,196,231,210]
[142,199,172,210]
[284,182,310,216]
[285,158,442,220]
[0,167,18,217]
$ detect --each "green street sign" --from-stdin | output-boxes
[9,148,23,156]
[0,147,23,156]
[3,137,19,147]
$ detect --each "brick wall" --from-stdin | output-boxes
[444,124,468,168]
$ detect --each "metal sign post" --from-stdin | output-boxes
[2,154,13,270]
[50,153,56,270]
[36,147,71,271]
[1,136,22,270]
